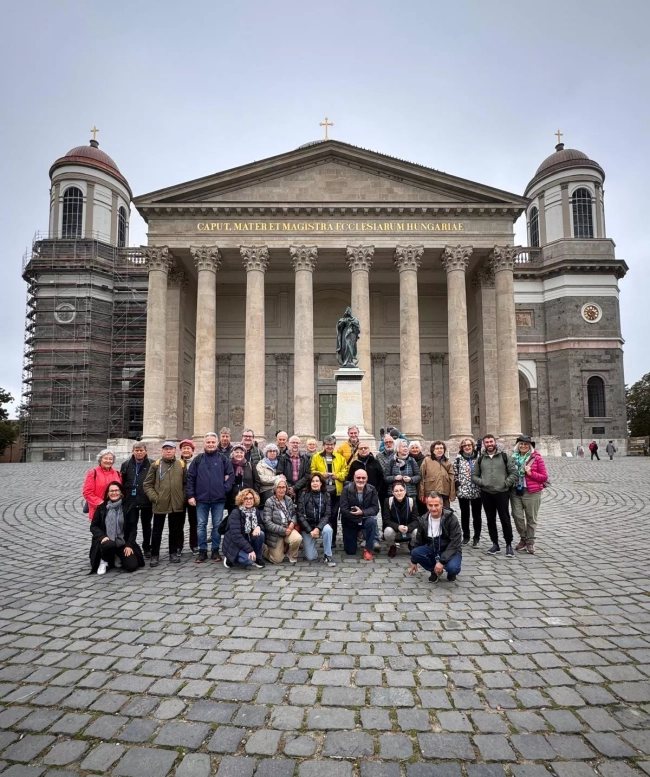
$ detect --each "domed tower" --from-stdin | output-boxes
[48,133,132,246]
[515,135,628,456]
[22,133,145,462]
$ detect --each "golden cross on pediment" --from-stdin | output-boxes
[90,126,99,141]
[319,116,333,140]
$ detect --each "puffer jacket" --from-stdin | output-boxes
[385,456,421,498]
[222,507,263,564]
[256,460,282,497]
[419,457,456,502]
[518,450,548,494]
[263,495,297,548]
[453,454,482,500]
[296,489,331,532]
[83,466,122,521]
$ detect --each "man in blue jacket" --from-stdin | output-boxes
[187,432,234,564]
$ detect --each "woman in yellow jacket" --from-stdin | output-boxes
[311,435,348,547]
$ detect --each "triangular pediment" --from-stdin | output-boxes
[134,140,528,212]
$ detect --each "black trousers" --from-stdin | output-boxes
[126,503,152,553]
[459,497,483,540]
[328,495,340,544]
[100,540,139,572]
[179,504,198,550]
[481,490,513,546]
[151,512,185,556]
[591,451,600,460]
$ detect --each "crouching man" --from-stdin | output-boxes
[408,492,462,584]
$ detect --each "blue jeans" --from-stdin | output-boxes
[236,530,265,566]
[411,546,462,577]
[301,524,333,560]
[343,515,377,555]
[196,501,226,551]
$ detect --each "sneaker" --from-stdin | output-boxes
[324,555,336,567]
[515,539,527,551]
[462,537,470,545]
[150,556,159,567]
[190,546,199,555]
[526,543,535,554]
[170,552,181,564]
[388,544,397,558]
[363,549,374,561]
[487,544,501,555]
[506,544,514,558]
[196,550,208,563]
[223,557,233,569]
[211,550,222,562]
[253,559,265,568]
[289,558,297,564]
[428,571,439,584]
[144,550,151,559]
[97,560,108,575]
[447,573,457,582]
[472,538,479,547]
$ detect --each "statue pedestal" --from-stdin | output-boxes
[333,368,376,450]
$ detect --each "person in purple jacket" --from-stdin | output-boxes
[187,432,234,564]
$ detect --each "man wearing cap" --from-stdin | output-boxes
[120,442,153,558]
[143,441,188,567]
[179,439,198,553]
[187,432,235,564]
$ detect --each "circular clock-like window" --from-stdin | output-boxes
[581,303,602,323]
[54,303,76,324]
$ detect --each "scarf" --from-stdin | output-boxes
[241,506,258,534]
[512,448,532,489]
[233,458,245,477]
[390,496,411,523]
[263,456,278,470]
[395,456,407,469]
[105,498,125,546]
[460,449,475,474]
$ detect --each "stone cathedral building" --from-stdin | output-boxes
[21,134,628,461]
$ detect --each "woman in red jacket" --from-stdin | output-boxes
[510,435,548,554]
[82,449,122,521]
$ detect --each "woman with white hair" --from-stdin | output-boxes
[82,449,122,521]
[256,443,284,506]
[385,438,421,499]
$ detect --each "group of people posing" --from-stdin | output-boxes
[83,425,548,584]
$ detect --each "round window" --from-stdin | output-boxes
[54,303,76,324]
[581,303,602,323]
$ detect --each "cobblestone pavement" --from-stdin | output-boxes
[0,458,649,777]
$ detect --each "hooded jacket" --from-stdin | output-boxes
[472,450,518,494]
[144,457,187,513]
[412,507,462,564]
[311,451,348,495]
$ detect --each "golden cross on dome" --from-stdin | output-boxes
[555,129,563,145]
[90,126,99,141]
[319,117,334,140]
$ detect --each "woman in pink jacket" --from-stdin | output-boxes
[82,449,122,521]
[510,435,548,554]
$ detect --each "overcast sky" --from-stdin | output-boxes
[1,0,648,416]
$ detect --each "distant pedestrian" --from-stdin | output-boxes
[589,440,600,460]
[510,436,548,555]
[606,440,617,460]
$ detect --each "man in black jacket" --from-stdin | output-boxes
[279,436,312,500]
[409,492,462,584]
[120,442,153,558]
[346,443,384,492]
[340,470,379,559]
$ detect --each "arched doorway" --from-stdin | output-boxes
[519,372,532,436]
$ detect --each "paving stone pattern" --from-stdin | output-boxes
[0,459,649,775]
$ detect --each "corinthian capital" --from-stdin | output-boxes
[346,245,374,272]
[441,245,473,273]
[240,245,269,272]
[190,245,221,273]
[394,245,424,272]
[143,246,173,273]
[490,245,519,273]
[290,245,318,272]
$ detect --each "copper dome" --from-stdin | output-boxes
[49,139,131,193]
[525,143,604,195]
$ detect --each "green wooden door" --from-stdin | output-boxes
[318,394,337,440]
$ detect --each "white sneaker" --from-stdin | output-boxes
[97,560,108,575]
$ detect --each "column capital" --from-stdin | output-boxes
[441,245,473,273]
[289,245,318,272]
[394,245,423,272]
[190,245,221,273]
[490,245,518,273]
[241,245,269,272]
[471,264,495,292]
[167,268,188,290]
[346,245,375,272]
[143,246,173,273]
[371,352,386,365]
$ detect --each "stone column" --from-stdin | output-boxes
[165,268,187,439]
[441,245,473,439]
[190,245,221,437]
[241,245,269,438]
[275,354,291,433]
[394,245,424,439]
[429,353,446,440]
[142,246,173,439]
[371,353,386,438]
[490,245,521,438]
[290,245,317,439]
[346,245,374,432]
[472,265,500,435]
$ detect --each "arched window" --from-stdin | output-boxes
[587,376,606,417]
[572,187,594,238]
[118,206,128,248]
[529,206,540,247]
[61,187,83,238]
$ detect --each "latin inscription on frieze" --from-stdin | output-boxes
[197,221,465,233]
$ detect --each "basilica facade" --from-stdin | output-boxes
[21,136,628,460]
